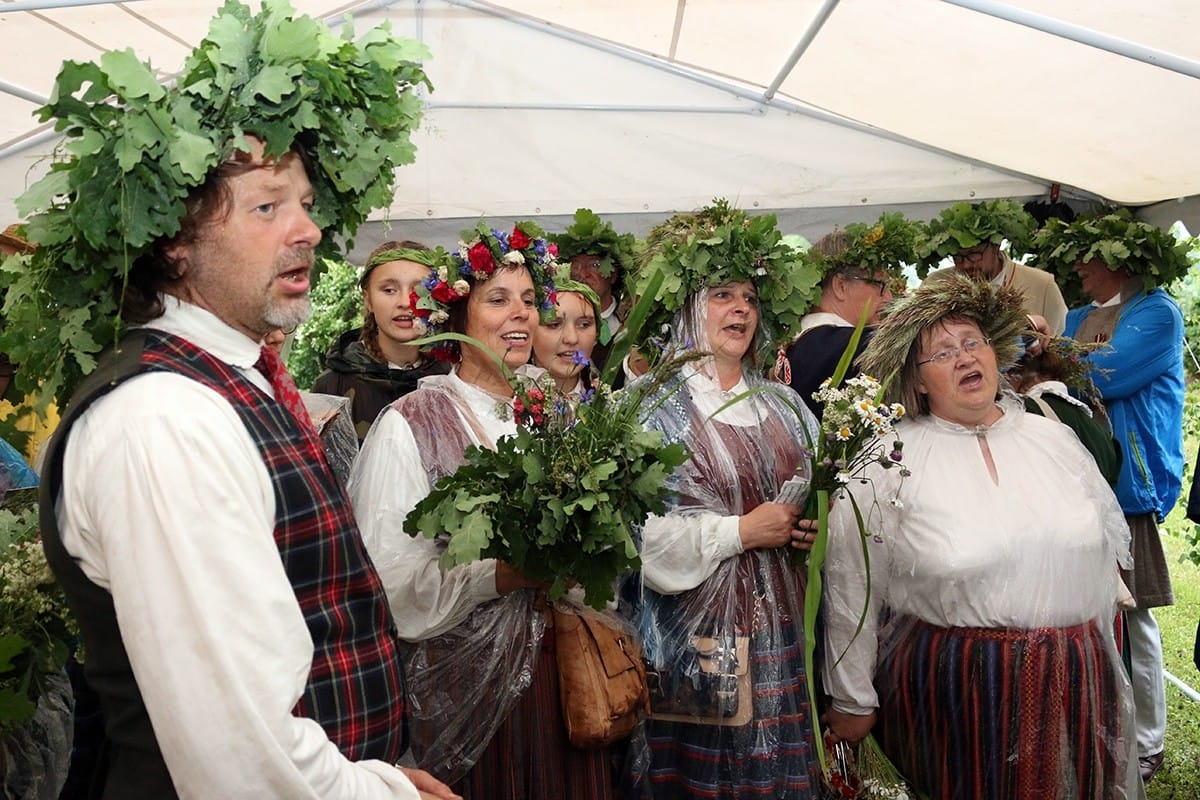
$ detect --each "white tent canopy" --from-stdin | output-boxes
[2,0,1198,257]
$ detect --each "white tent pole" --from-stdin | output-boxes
[0,81,47,105]
[944,0,1200,80]
[0,0,147,11]
[762,0,840,102]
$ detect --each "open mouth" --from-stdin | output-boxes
[276,266,310,293]
[959,369,984,389]
[501,331,530,346]
[724,323,748,334]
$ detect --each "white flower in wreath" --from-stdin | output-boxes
[430,310,449,325]
[436,266,449,282]
[502,250,526,265]
[452,279,470,295]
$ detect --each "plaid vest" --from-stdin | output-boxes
[42,329,406,795]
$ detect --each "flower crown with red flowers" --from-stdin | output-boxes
[413,220,560,362]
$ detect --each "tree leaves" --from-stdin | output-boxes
[5,0,433,413]
[404,378,693,610]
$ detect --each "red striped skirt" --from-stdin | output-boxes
[877,617,1127,800]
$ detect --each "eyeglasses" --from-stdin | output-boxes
[847,276,889,296]
[917,337,991,367]
[952,247,991,264]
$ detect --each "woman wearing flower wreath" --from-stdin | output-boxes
[532,273,604,395]
[822,274,1138,799]
[311,240,450,441]
[624,200,824,799]
[348,222,619,799]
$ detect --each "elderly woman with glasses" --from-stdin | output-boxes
[821,274,1138,799]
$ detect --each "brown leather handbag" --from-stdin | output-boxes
[552,606,650,748]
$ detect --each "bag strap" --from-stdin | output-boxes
[1030,394,1061,423]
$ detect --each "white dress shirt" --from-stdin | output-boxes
[56,297,420,799]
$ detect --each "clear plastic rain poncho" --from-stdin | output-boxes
[823,393,1138,799]
[626,291,823,799]
[348,372,545,785]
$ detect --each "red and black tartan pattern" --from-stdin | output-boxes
[141,331,407,763]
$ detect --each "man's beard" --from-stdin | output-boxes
[264,295,312,332]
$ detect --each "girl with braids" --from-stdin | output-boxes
[312,240,450,440]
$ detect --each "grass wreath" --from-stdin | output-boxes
[859,272,1028,409]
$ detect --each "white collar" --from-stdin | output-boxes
[140,296,262,370]
[1023,381,1093,416]
[1091,292,1125,309]
[798,311,852,334]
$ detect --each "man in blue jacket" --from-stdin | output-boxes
[1066,258,1184,785]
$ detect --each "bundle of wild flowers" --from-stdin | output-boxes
[404,364,691,610]
[808,373,908,506]
[0,490,78,735]
[825,737,916,800]
[791,367,911,779]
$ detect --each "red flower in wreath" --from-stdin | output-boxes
[431,281,463,304]
[548,242,559,258]
[509,226,532,251]
[467,241,495,275]
[410,291,430,318]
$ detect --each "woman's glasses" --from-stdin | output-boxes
[917,337,991,367]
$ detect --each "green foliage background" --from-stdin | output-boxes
[287,257,363,390]
[1169,232,1200,381]
[1155,379,1200,798]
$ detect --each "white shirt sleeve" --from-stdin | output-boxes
[57,373,420,800]
[348,405,500,641]
[638,511,743,595]
[821,486,893,715]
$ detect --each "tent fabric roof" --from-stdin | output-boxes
[1,0,1198,240]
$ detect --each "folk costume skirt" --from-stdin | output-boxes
[877,616,1127,800]
[634,553,819,800]
[453,619,616,800]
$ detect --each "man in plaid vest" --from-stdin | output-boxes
[39,137,460,798]
[29,3,457,797]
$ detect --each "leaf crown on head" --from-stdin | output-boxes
[549,208,636,281]
[1030,210,1194,298]
[918,199,1037,272]
[411,221,559,362]
[859,272,1028,407]
[815,211,921,279]
[3,0,431,408]
[632,198,823,352]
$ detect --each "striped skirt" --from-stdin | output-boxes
[877,617,1128,800]
[635,622,818,799]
